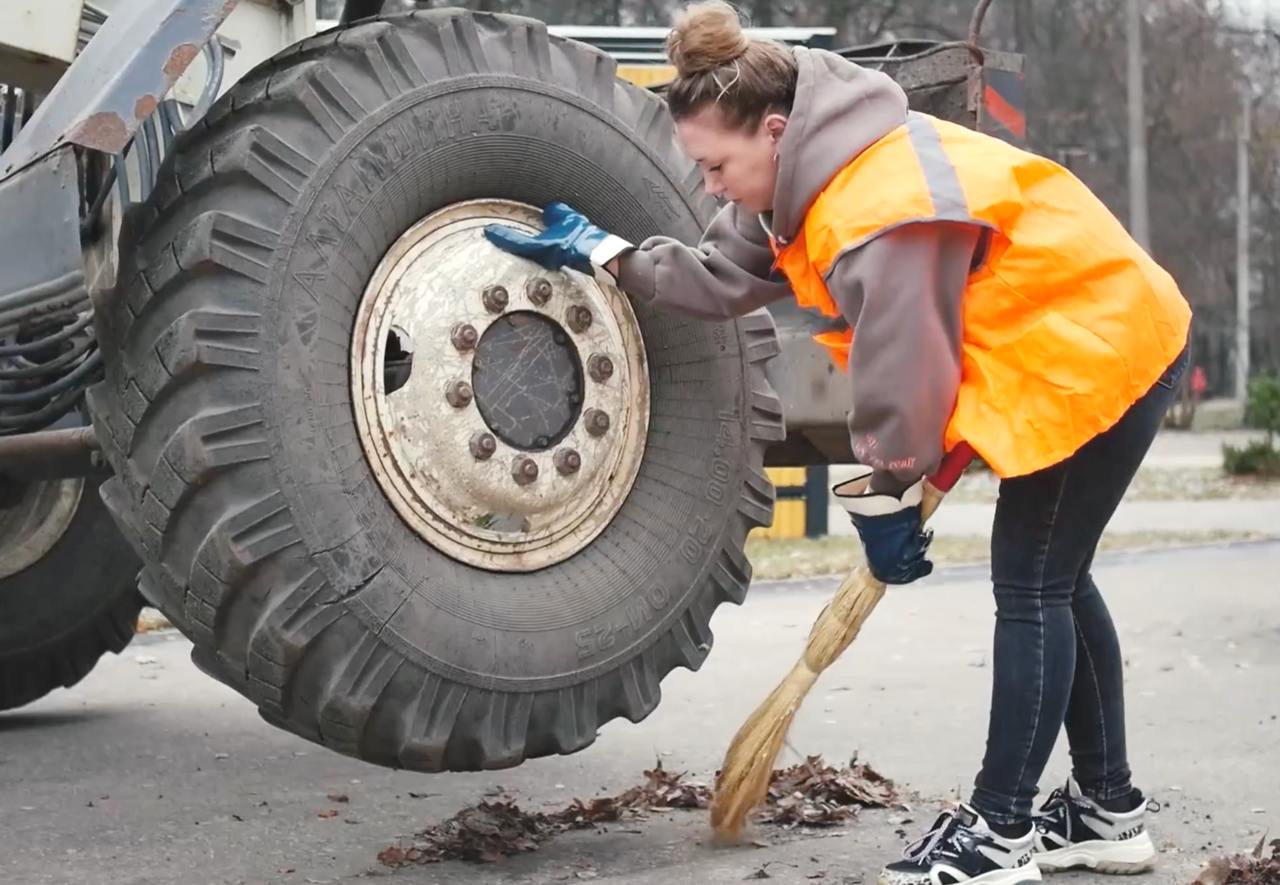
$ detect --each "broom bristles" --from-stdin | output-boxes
[710,567,887,841]
[711,662,817,840]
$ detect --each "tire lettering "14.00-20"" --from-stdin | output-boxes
[575,412,740,661]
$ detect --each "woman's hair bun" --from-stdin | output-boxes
[666,1,751,78]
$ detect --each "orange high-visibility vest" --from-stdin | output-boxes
[770,113,1192,478]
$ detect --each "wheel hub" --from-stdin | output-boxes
[472,311,584,451]
[0,477,83,580]
[351,200,649,572]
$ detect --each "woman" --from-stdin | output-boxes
[485,3,1191,883]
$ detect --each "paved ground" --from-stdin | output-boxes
[3,541,1277,885]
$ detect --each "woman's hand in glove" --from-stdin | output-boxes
[483,202,632,278]
[833,468,934,585]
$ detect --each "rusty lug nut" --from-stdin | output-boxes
[584,408,611,437]
[482,285,509,314]
[451,323,479,352]
[554,449,582,476]
[588,353,614,383]
[446,380,474,408]
[512,456,540,485]
[527,277,553,306]
[565,305,593,333]
[470,432,497,461]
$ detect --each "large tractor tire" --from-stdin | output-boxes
[0,451,143,711]
[89,11,783,772]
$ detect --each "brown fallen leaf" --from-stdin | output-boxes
[376,845,407,867]
[378,801,558,867]
[316,809,339,819]
[1191,836,1280,885]
[326,793,350,804]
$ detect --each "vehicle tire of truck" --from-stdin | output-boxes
[88,10,783,772]
[0,467,144,712]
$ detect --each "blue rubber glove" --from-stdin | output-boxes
[483,202,632,276]
[833,469,934,585]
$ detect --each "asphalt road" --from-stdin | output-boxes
[2,541,1277,885]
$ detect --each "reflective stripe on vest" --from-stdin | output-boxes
[769,112,1192,478]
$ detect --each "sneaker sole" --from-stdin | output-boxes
[1037,832,1157,875]
[878,864,1043,885]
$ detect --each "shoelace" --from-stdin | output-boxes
[903,810,965,861]
[1042,785,1161,815]
[1039,786,1070,818]
[1036,787,1072,841]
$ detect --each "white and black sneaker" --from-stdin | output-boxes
[879,803,1042,885]
[1033,777,1157,874]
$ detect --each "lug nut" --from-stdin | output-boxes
[470,432,497,461]
[566,305,593,333]
[554,449,582,476]
[584,408,611,437]
[588,353,614,383]
[512,456,539,485]
[446,380,474,408]
[451,323,479,352]
[527,278,553,306]
[483,285,509,314]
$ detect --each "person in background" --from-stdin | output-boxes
[486,3,1191,883]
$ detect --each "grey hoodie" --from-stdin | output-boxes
[616,48,981,494]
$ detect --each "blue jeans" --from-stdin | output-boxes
[970,344,1190,827]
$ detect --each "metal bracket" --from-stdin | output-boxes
[0,0,238,179]
[0,146,84,332]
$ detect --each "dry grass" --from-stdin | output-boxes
[746,530,1269,581]
[946,466,1280,504]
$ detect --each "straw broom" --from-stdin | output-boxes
[710,443,976,841]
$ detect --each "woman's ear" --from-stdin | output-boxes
[763,113,788,143]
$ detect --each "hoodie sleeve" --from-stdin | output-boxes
[826,222,983,495]
[612,202,793,320]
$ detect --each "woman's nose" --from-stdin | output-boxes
[703,174,724,198]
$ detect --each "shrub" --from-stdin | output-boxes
[1223,374,1280,476]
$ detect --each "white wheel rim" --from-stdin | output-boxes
[351,200,649,572]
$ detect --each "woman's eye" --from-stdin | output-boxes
[708,164,722,173]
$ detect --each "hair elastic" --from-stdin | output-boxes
[712,59,742,103]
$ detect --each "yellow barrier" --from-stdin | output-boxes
[616,64,676,88]
[756,468,808,539]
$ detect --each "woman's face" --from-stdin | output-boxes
[675,106,787,215]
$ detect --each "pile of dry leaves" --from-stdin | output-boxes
[378,755,899,869]
[1192,837,1280,885]
[760,756,898,827]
